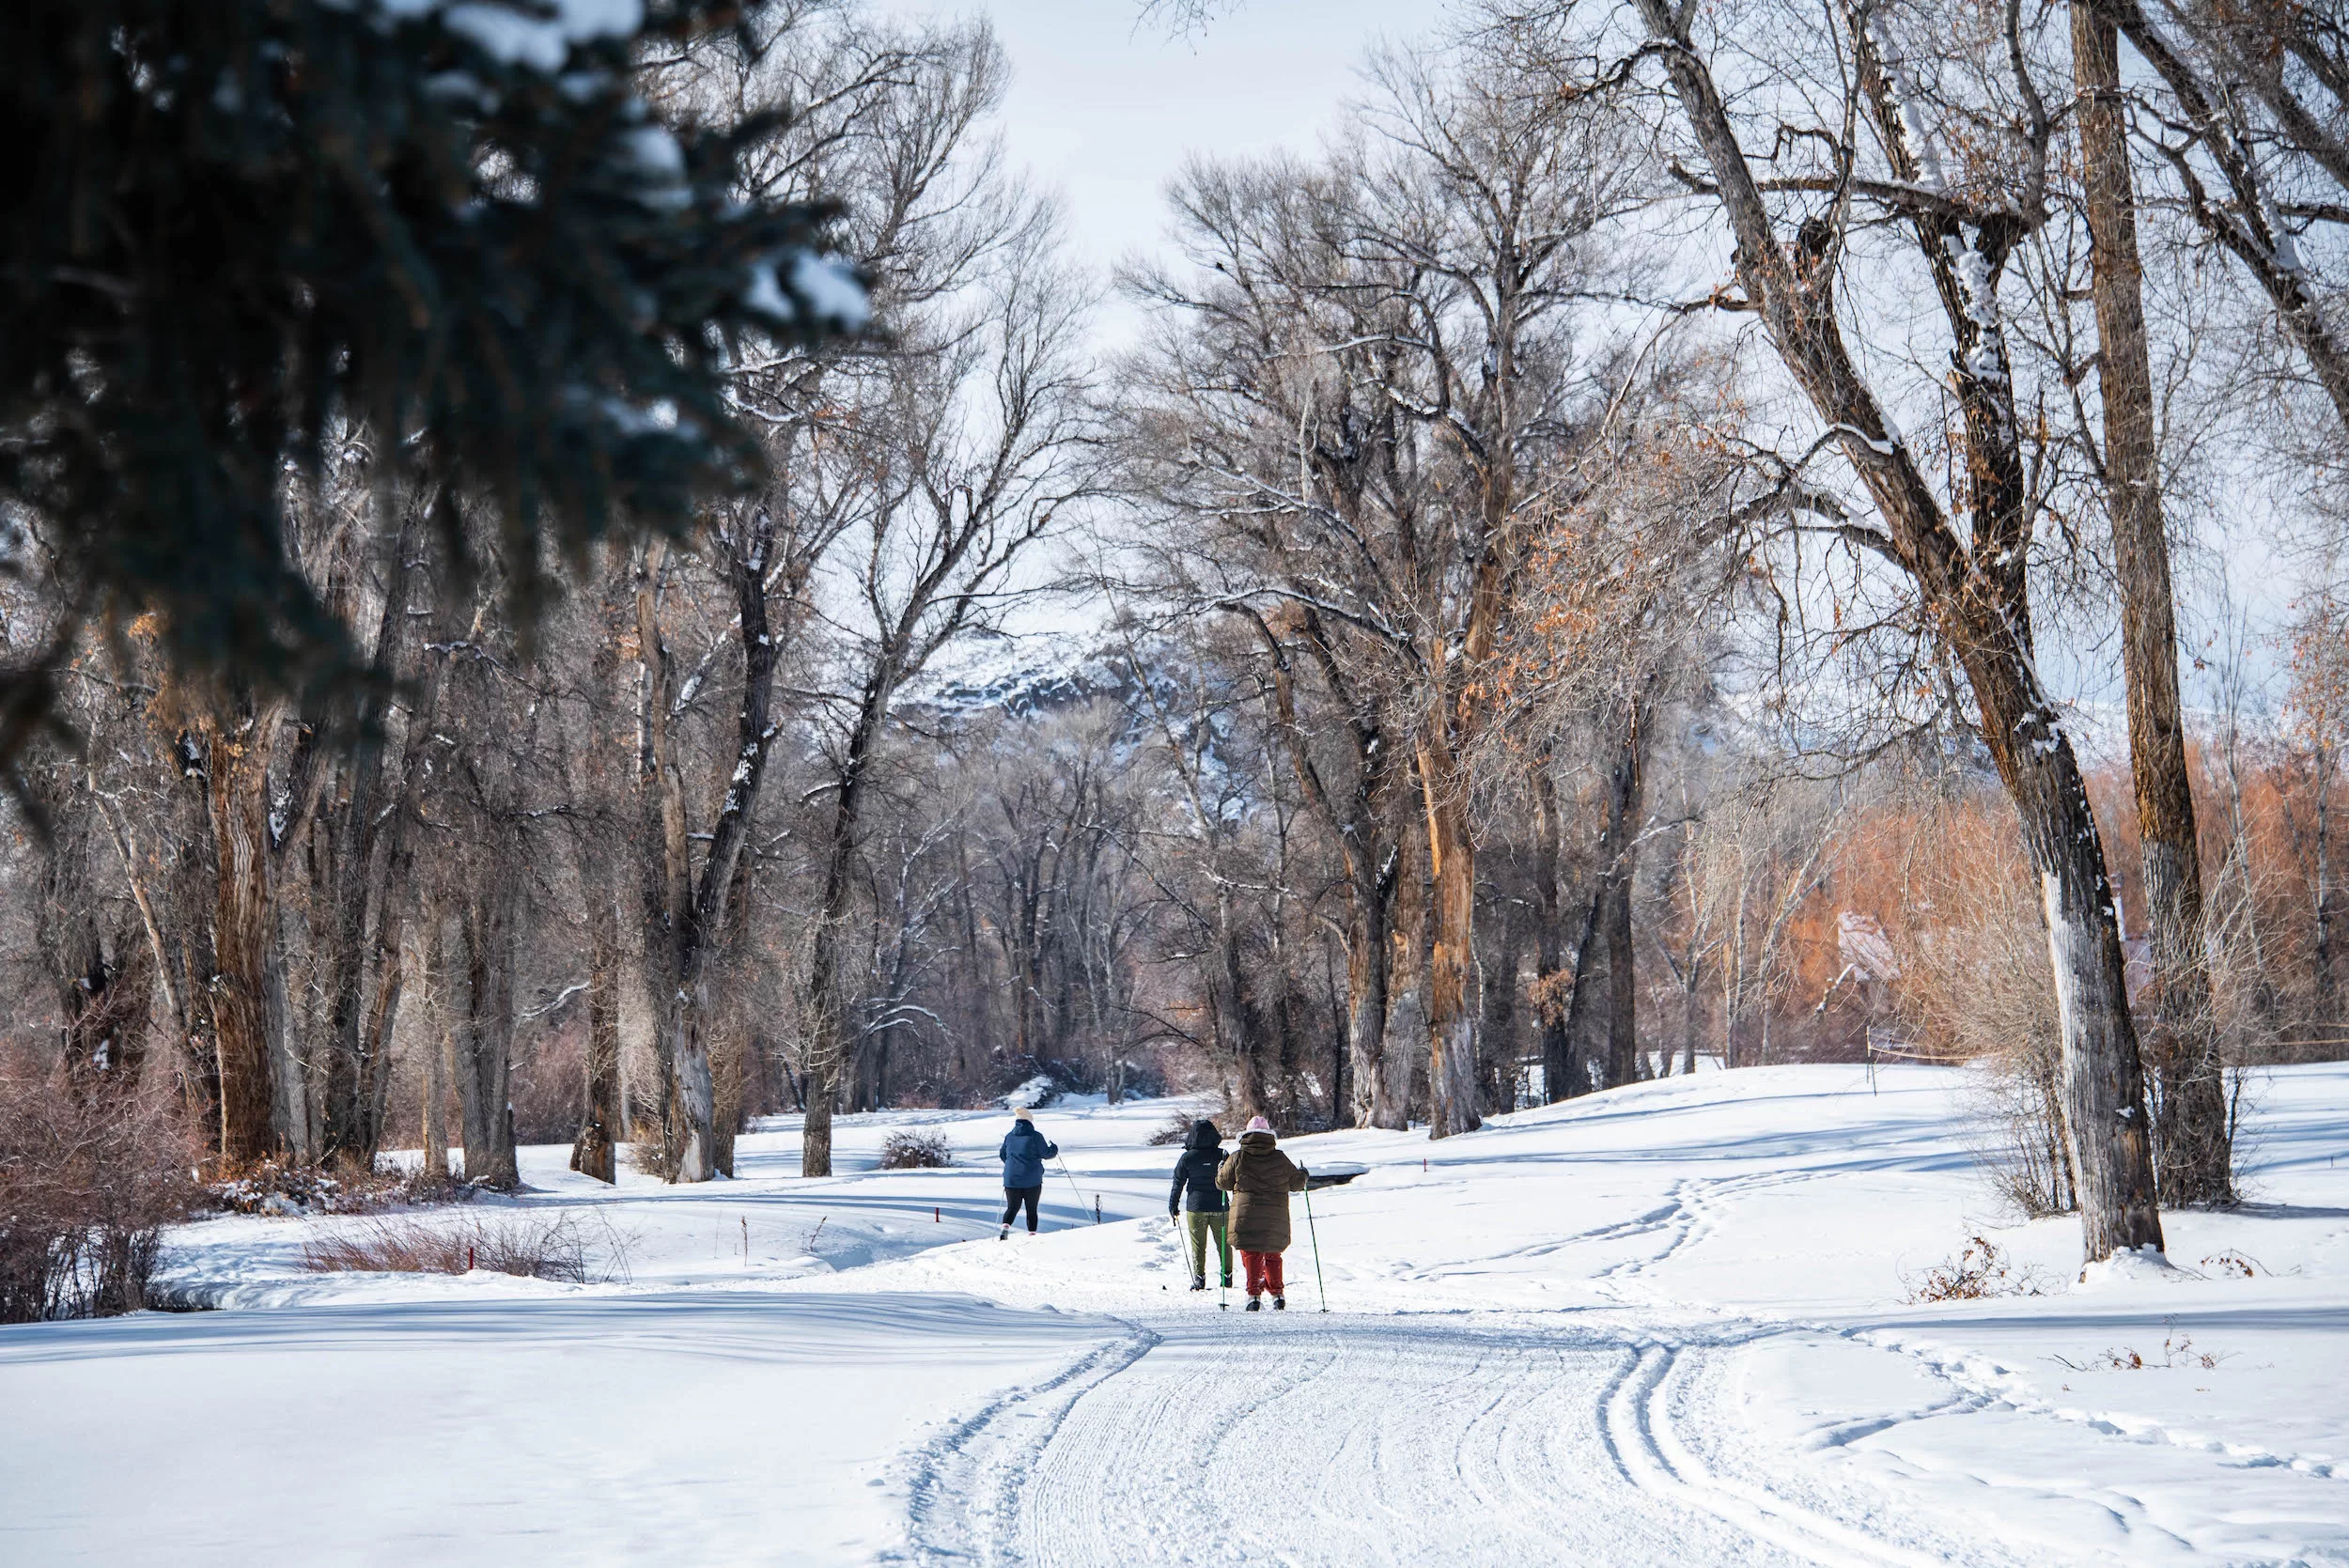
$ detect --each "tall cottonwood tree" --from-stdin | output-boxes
[798,217,1097,1177]
[2071,0,2232,1203]
[1123,43,1655,1137]
[1616,0,2167,1257]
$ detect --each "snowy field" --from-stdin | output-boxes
[4,1065,2346,1565]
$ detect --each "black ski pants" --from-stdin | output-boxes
[1002,1185,1042,1232]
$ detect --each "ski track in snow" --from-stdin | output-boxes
[893,1301,2054,1568]
[886,1157,2342,1566]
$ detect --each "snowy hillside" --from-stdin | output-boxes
[4,1065,2346,1564]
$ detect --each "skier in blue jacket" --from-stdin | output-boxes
[998,1107,1058,1239]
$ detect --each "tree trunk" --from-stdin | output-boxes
[571,883,623,1184]
[1385,803,1430,1128]
[1346,877,1397,1128]
[1559,884,1604,1094]
[1600,701,1652,1090]
[207,702,283,1169]
[1478,900,1522,1112]
[421,901,451,1182]
[1681,965,1702,1077]
[2075,0,2233,1205]
[452,878,520,1189]
[2318,755,2337,1020]
[1420,772,1484,1139]
[666,526,782,1184]
[803,675,887,1180]
[632,538,691,1170]
[1534,756,1574,1103]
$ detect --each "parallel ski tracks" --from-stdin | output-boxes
[894,1304,2001,1567]
[1596,1340,1966,1568]
[888,1167,2194,1564]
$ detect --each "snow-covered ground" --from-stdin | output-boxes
[5,1066,2346,1564]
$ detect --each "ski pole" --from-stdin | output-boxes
[1302,1178,1329,1313]
[1055,1156,1092,1223]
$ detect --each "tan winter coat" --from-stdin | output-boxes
[1217,1131,1306,1252]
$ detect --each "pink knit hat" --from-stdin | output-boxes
[1245,1115,1273,1134]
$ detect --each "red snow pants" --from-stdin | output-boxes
[1240,1249,1284,1298]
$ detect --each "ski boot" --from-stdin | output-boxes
[1272,1296,1286,1311]
[998,1225,1010,1241]
[1190,1274,1206,1292]
[1244,1296,1262,1312]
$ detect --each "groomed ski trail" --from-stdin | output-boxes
[896,1310,2038,1568]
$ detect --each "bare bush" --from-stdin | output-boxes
[301,1211,628,1283]
[877,1129,952,1170]
[1890,802,2076,1217]
[2054,1322,2231,1372]
[1903,1234,2050,1303]
[627,1131,682,1183]
[209,1154,510,1215]
[0,1051,198,1322]
[1146,1111,1193,1147]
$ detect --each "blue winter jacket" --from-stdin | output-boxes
[999,1122,1058,1188]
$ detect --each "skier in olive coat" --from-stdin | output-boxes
[1166,1119,1232,1291]
[1216,1115,1307,1310]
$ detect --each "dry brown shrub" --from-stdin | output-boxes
[2054,1321,2231,1372]
[301,1210,628,1283]
[1903,1234,2049,1302]
[0,1048,198,1322]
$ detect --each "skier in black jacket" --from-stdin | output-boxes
[1167,1119,1233,1291]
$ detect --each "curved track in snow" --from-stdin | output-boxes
[897,1309,2026,1568]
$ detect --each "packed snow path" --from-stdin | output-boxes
[906,1310,1991,1568]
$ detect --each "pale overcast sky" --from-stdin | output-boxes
[870,0,1447,347]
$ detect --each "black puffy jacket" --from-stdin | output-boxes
[1168,1120,1229,1215]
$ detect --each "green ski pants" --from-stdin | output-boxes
[1182,1209,1232,1282]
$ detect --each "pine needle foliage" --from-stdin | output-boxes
[0,0,866,757]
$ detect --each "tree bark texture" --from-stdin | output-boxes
[2075,0,2234,1205]
[1419,774,1485,1139]
[661,512,783,1183]
[206,702,283,1168]
[1601,700,1652,1090]
[571,882,623,1185]
[1386,800,1431,1128]
[1534,757,1575,1103]
[801,675,886,1180]
[453,876,520,1189]
[421,901,451,1182]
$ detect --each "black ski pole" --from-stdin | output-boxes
[1302,1178,1329,1312]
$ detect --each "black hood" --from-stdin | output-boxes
[1184,1119,1222,1152]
